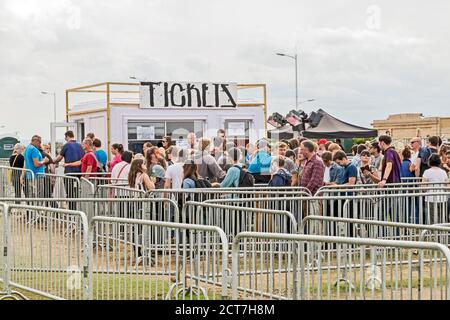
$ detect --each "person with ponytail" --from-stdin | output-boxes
[109,143,124,172]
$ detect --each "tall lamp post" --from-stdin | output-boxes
[41,91,57,123]
[276,52,299,110]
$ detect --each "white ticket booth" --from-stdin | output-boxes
[66,82,268,157]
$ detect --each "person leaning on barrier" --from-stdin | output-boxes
[332,151,357,186]
[378,135,401,188]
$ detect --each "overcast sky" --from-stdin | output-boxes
[1,0,450,140]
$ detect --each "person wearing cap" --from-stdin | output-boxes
[151,165,166,189]
[317,139,328,157]
[248,139,273,184]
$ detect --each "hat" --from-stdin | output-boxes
[318,139,328,145]
[151,165,166,179]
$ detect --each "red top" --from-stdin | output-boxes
[109,154,122,172]
[81,152,97,178]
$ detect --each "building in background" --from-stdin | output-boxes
[372,113,450,143]
[65,82,268,157]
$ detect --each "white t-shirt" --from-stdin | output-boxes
[164,162,184,189]
[111,162,131,184]
[323,166,331,183]
[422,167,449,202]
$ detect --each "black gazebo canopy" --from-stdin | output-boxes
[301,109,378,139]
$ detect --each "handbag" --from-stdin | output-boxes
[7,155,19,185]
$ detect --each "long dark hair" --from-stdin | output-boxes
[128,159,145,187]
[183,161,199,180]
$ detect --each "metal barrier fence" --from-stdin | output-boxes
[1,204,89,300]
[95,185,147,199]
[182,202,298,245]
[0,166,35,199]
[89,217,230,300]
[149,188,312,215]
[316,182,450,196]
[301,216,450,245]
[232,232,450,300]
[0,198,179,226]
[207,192,450,225]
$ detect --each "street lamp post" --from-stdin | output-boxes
[41,91,57,123]
[277,52,299,110]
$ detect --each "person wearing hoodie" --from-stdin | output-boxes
[268,156,292,187]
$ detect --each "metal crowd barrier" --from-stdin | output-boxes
[208,192,450,225]
[150,188,311,214]
[0,166,35,199]
[316,182,450,196]
[89,217,230,300]
[0,198,179,226]
[301,216,450,244]
[95,185,147,199]
[1,204,89,300]
[232,232,450,300]
[182,202,298,245]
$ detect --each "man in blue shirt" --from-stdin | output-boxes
[248,139,272,184]
[23,135,48,197]
[333,151,358,185]
[54,131,84,174]
[53,131,84,208]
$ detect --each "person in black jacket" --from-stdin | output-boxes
[9,144,25,201]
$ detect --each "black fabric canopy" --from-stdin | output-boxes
[301,109,378,139]
[267,125,294,140]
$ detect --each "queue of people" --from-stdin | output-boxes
[7,129,450,201]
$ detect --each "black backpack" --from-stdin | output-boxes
[234,165,255,187]
[194,178,212,189]
[419,147,432,175]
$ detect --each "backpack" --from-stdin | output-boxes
[234,165,255,187]
[194,178,212,188]
[419,147,432,175]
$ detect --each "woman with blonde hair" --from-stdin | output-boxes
[128,158,155,191]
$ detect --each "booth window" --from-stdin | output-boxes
[127,120,203,153]
[225,120,251,147]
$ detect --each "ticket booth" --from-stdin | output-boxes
[66,82,268,157]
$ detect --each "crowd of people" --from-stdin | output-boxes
[7,129,450,200]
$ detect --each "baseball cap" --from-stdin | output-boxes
[318,139,328,145]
